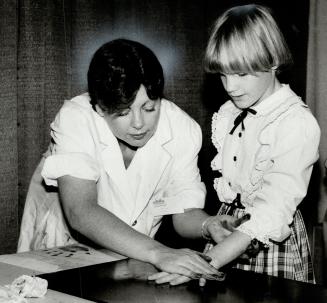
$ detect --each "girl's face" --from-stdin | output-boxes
[99,84,161,148]
[220,70,279,109]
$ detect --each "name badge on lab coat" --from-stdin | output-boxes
[151,198,184,216]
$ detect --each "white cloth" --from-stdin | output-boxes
[211,85,320,244]
[6,275,47,298]
[0,286,26,303]
[18,94,205,252]
[0,275,47,303]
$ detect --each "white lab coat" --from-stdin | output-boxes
[18,94,206,252]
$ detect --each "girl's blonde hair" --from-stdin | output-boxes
[204,4,293,74]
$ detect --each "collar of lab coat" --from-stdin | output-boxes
[93,99,173,223]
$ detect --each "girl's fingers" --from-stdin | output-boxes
[154,273,181,284]
[149,272,193,285]
[199,276,207,287]
[148,270,224,286]
[148,271,170,280]
[161,272,225,286]
[169,275,192,286]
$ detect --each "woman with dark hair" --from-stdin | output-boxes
[18,39,245,281]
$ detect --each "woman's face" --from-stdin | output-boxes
[220,70,278,109]
[101,84,161,148]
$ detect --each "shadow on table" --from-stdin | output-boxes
[39,258,327,303]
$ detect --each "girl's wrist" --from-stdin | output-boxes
[207,254,223,270]
[209,259,220,269]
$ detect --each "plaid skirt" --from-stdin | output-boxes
[217,204,315,283]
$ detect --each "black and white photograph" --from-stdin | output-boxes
[0,0,326,302]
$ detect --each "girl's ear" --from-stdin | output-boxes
[95,104,105,117]
[271,66,278,72]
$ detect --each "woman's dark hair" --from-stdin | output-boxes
[88,38,164,113]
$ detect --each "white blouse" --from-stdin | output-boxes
[211,85,320,244]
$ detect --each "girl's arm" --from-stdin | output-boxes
[205,230,251,269]
[234,110,320,245]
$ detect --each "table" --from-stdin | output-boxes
[0,261,94,303]
[0,244,124,303]
[39,258,327,303]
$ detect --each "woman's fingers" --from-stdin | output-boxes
[199,271,227,287]
[197,252,212,262]
[182,250,218,276]
[153,247,219,279]
[165,261,213,279]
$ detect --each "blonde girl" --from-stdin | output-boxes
[150,4,320,285]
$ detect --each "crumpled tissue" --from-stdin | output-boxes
[0,275,48,302]
[0,285,27,303]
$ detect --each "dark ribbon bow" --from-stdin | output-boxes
[227,193,245,215]
[226,193,245,216]
[231,193,244,209]
[229,108,257,135]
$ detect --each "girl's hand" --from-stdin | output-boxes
[148,272,191,285]
[150,247,219,279]
[148,270,225,286]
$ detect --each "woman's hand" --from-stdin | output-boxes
[204,214,251,243]
[149,215,252,286]
[150,246,219,279]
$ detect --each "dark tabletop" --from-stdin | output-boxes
[39,259,327,303]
